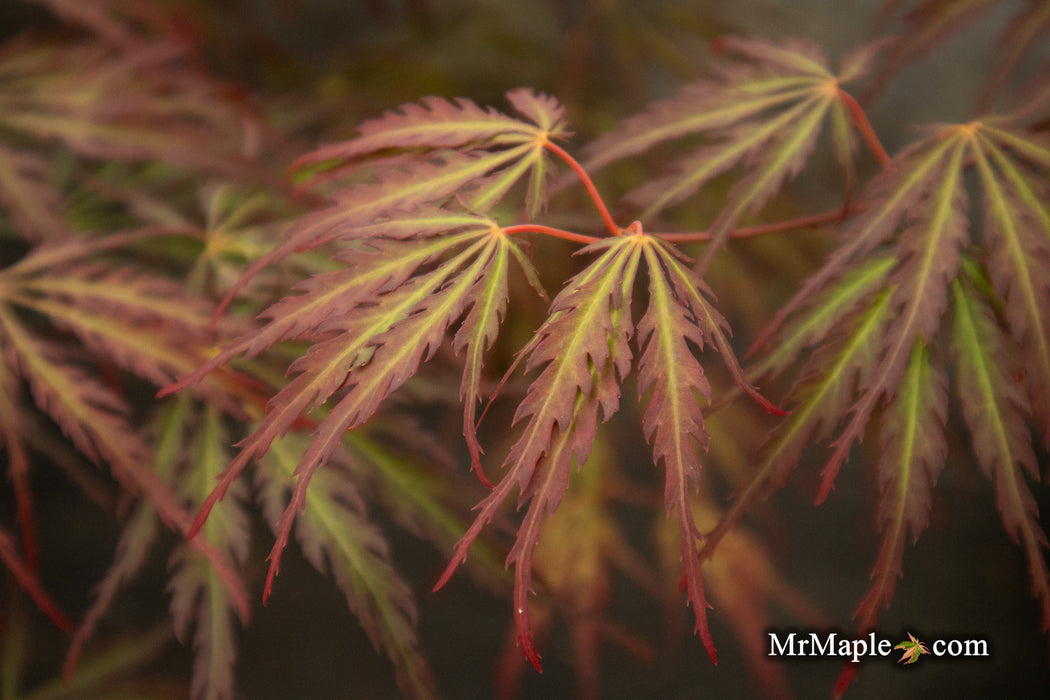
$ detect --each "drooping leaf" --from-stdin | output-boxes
[850,341,948,643]
[951,277,1050,632]
[178,227,512,599]
[434,235,642,670]
[503,440,655,700]
[168,405,250,700]
[702,288,894,561]
[258,432,437,700]
[258,233,509,597]
[453,233,513,485]
[732,117,1050,696]
[970,124,1050,443]
[814,128,968,501]
[637,237,717,660]
[0,302,249,630]
[668,495,826,699]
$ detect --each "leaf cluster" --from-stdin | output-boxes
[2,1,1049,699]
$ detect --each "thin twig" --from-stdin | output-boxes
[543,139,622,236]
[838,89,894,171]
[649,199,877,243]
[503,223,600,244]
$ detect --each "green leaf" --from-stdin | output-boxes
[168,405,249,700]
[893,632,930,665]
[851,341,948,639]
[259,432,437,699]
[702,289,893,561]
[746,255,896,379]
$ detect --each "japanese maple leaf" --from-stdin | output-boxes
[894,632,929,664]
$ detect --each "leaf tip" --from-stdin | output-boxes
[185,502,213,540]
[833,664,858,698]
[517,629,543,673]
[432,557,462,593]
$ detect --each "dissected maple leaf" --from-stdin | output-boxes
[893,632,929,664]
[160,92,578,637]
[496,442,657,700]
[169,218,541,600]
[0,225,251,683]
[968,121,1050,444]
[581,36,884,272]
[289,87,565,216]
[849,340,949,649]
[637,238,717,660]
[258,431,438,699]
[168,404,251,700]
[951,273,1050,632]
[210,87,565,312]
[0,29,252,194]
[435,234,643,671]
[434,230,779,671]
[711,114,1050,694]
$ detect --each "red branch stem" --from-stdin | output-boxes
[542,140,622,236]
[503,223,600,244]
[648,199,877,243]
[838,88,893,170]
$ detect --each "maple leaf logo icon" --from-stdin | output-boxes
[894,632,930,664]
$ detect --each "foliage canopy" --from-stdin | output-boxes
[1,1,1048,698]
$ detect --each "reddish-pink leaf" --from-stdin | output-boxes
[434,237,642,671]
[637,239,716,660]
